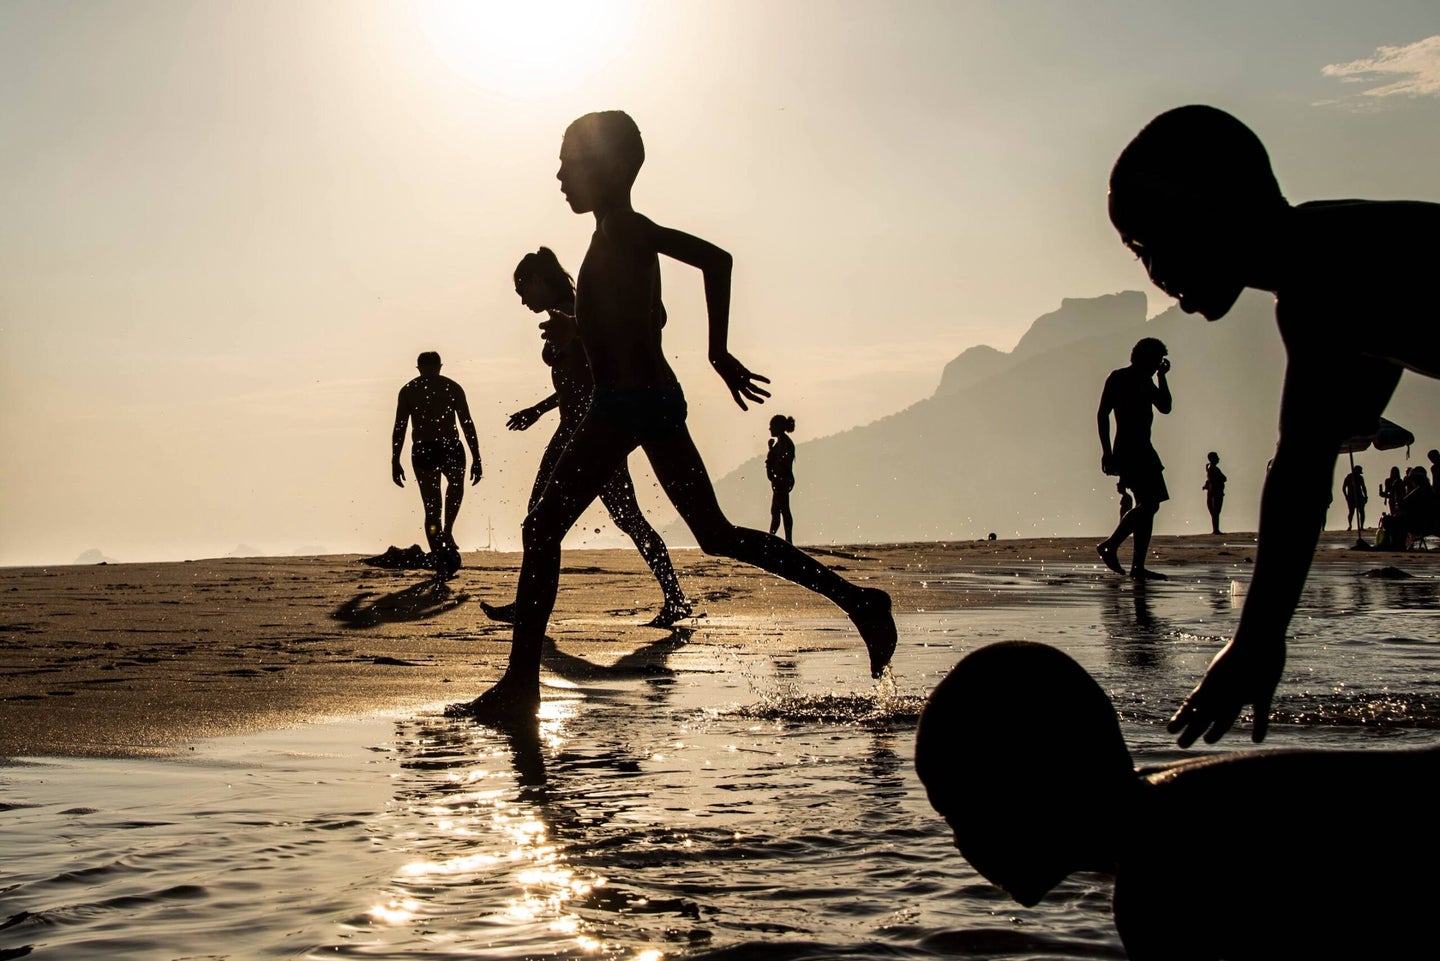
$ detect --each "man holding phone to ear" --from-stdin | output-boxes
[1096,338,1172,580]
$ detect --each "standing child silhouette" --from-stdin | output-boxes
[481,246,692,628]
[1109,104,1440,745]
[1202,451,1225,535]
[766,414,797,543]
[449,111,895,723]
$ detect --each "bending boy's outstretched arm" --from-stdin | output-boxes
[1168,353,1402,746]
[644,218,772,410]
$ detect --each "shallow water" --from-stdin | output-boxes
[3,563,1437,960]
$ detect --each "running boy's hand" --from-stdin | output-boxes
[710,353,771,410]
[471,460,484,485]
[508,407,541,431]
[392,459,406,488]
[1167,635,1284,746]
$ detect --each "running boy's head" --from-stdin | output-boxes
[1130,337,1168,372]
[1109,105,1288,322]
[558,110,645,214]
[1208,451,1219,465]
[416,351,442,375]
[915,642,1132,907]
[514,246,575,313]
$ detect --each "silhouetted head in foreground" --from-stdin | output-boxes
[1207,451,1219,466]
[514,247,575,313]
[769,414,795,437]
[416,351,442,376]
[558,110,644,215]
[1109,105,1289,322]
[915,642,1130,906]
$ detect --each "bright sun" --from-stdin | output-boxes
[416,0,631,99]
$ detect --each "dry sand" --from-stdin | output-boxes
[2,532,1431,757]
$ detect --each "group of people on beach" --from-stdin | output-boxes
[387,105,1436,957]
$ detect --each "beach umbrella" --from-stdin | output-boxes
[1338,416,1415,458]
[1338,417,1414,547]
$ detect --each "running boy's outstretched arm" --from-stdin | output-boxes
[611,211,772,410]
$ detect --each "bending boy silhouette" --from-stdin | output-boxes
[1096,338,1172,580]
[448,111,895,723]
[915,641,1439,961]
[1109,104,1440,745]
[481,246,692,627]
[766,414,797,543]
[391,351,483,578]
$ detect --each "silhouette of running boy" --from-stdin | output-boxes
[1109,105,1440,746]
[915,640,1439,961]
[448,111,895,723]
[1096,338,1172,580]
[481,246,692,627]
[392,351,483,578]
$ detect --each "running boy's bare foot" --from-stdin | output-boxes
[1096,542,1124,575]
[646,598,694,628]
[849,587,897,679]
[444,674,541,724]
[480,600,517,623]
[1131,567,1168,581]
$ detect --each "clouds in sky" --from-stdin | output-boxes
[1321,35,1440,104]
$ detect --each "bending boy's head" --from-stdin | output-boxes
[915,642,1132,907]
[558,111,644,213]
[1109,105,1287,321]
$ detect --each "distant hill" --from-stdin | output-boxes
[73,548,119,565]
[665,289,1440,544]
[226,544,265,558]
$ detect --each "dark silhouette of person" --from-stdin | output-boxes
[1341,464,1367,532]
[1096,337,1172,580]
[391,351,482,579]
[447,111,895,724]
[1202,451,1226,535]
[765,414,797,543]
[1109,104,1440,745]
[1429,449,1439,489]
[915,641,1440,961]
[1380,465,1405,516]
[1116,481,1133,520]
[480,247,692,628]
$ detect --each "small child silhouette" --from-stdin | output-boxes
[765,414,797,543]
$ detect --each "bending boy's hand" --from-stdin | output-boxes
[392,461,406,488]
[470,460,483,485]
[711,353,771,410]
[1167,636,1284,747]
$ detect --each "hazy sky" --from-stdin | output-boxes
[3,0,1438,565]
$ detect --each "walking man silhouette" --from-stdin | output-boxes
[1097,338,1172,580]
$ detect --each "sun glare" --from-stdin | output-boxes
[417,0,632,99]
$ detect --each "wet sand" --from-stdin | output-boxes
[2,532,1430,757]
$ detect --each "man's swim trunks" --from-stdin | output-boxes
[1116,445,1168,505]
[588,384,688,443]
[411,436,466,475]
